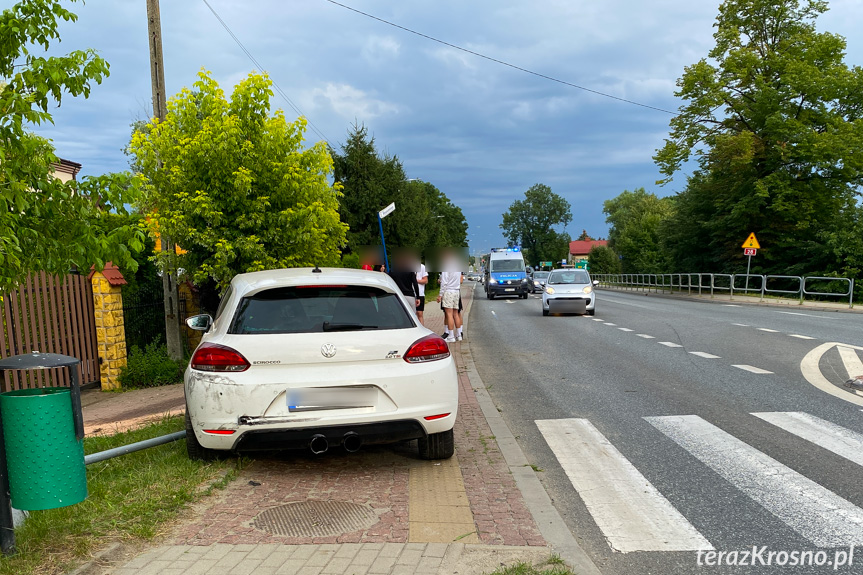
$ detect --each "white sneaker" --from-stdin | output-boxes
[445,336,456,343]
[456,335,463,342]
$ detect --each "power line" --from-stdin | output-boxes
[200,0,332,144]
[324,0,677,116]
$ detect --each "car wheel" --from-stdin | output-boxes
[185,409,219,461]
[587,309,595,316]
[542,309,549,316]
[487,292,494,300]
[418,428,454,460]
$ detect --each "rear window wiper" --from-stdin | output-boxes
[323,322,379,331]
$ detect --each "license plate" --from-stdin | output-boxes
[287,387,376,412]
[505,288,515,292]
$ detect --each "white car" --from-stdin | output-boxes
[542,269,597,316]
[183,267,458,461]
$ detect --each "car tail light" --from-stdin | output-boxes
[424,413,451,421]
[403,335,451,363]
[191,343,250,372]
[203,429,236,435]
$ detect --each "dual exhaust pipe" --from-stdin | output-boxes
[309,432,362,455]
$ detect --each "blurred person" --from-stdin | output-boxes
[416,259,429,324]
[388,251,420,311]
[436,251,463,342]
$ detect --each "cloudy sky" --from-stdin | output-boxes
[34,0,863,256]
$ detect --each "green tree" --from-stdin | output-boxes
[332,125,467,256]
[654,0,863,274]
[603,188,675,273]
[500,184,572,267]
[128,71,347,289]
[0,0,143,292]
[576,229,593,241]
[588,244,622,275]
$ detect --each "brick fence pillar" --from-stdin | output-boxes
[89,264,128,390]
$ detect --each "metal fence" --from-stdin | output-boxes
[593,273,855,308]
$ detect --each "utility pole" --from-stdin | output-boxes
[146,0,183,360]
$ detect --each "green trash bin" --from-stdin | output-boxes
[0,353,88,512]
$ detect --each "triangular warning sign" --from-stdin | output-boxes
[741,233,761,249]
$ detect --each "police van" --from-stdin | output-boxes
[484,247,530,299]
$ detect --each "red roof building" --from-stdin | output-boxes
[569,240,608,261]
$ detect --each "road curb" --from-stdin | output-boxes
[459,285,603,575]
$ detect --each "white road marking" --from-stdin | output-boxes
[659,342,683,348]
[837,346,863,380]
[645,414,863,547]
[637,334,655,339]
[757,328,779,333]
[723,305,741,307]
[732,323,749,327]
[604,323,617,326]
[800,342,863,408]
[491,311,497,317]
[752,412,863,468]
[789,334,815,340]
[732,365,773,374]
[778,311,836,320]
[618,328,634,332]
[689,352,720,359]
[591,318,604,322]
[536,418,712,553]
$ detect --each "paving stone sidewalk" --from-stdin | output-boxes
[80,281,558,575]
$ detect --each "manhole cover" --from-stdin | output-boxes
[251,501,380,537]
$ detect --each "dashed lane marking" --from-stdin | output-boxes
[659,342,683,348]
[618,328,634,332]
[757,328,779,333]
[636,334,655,339]
[689,352,720,359]
[732,365,773,374]
[732,323,749,327]
[789,334,815,340]
[604,323,617,326]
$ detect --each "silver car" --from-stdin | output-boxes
[531,271,550,293]
[542,269,597,316]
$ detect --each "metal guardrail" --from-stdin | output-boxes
[594,273,855,308]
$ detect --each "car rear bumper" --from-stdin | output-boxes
[234,419,427,452]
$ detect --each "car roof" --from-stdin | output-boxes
[230,267,401,296]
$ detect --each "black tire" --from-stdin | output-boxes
[587,309,595,316]
[418,428,454,460]
[487,292,494,300]
[185,409,219,461]
[543,309,549,316]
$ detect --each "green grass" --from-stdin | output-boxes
[0,415,241,575]
[486,555,575,575]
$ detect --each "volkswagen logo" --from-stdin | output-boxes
[321,343,337,358]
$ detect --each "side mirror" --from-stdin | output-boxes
[186,314,214,332]
[593,280,600,286]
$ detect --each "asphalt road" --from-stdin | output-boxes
[468,282,863,575]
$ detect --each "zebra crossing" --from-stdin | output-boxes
[537,411,863,553]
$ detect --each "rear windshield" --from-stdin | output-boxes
[229,286,415,334]
[548,271,591,284]
[533,272,549,279]
[490,259,525,272]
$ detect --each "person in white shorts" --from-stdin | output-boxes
[437,267,462,342]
